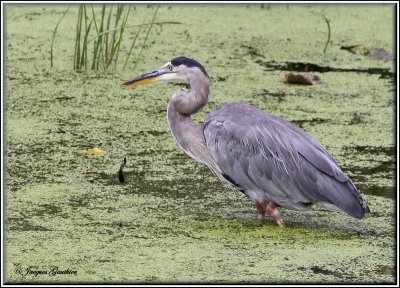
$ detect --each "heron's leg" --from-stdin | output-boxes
[266,202,284,228]
[256,201,284,227]
[256,202,266,220]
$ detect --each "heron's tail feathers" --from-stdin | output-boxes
[317,174,370,219]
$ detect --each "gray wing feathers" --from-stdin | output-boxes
[203,103,369,218]
[294,134,349,182]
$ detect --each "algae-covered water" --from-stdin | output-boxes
[4,4,396,284]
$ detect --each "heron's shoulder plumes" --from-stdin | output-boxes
[171,56,210,80]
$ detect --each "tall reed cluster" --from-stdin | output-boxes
[51,5,180,71]
[74,4,155,71]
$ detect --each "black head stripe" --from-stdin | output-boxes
[171,56,210,79]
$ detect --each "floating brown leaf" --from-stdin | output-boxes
[283,73,322,85]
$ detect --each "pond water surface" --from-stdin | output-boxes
[4,4,396,283]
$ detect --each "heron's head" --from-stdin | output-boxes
[122,56,210,88]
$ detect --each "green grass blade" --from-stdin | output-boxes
[74,5,83,69]
[133,6,159,71]
[99,4,106,70]
[50,6,70,68]
[123,26,141,70]
[80,5,89,69]
[106,5,122,68]
[105,6,113,66]
[113,5,131,69]
[322,15,331,55]
[91,5,101,69]
[81,18,93,70]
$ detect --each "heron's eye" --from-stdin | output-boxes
[167,64,173,71]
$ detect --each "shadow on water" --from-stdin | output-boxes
[290,118,329,129]
[257,89,287,102]
[254,59,394,81]
[241,44,394,82]
[343,145,395,199]
[81,142,395,200]
[87,168,215,200]
[8,217,51,232]
[348,112,371,125]
[30,204,62,216]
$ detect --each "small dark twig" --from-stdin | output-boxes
[118,157,127,183]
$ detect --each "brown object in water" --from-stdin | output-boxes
[283,73,322,85]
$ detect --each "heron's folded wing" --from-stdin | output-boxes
[203,103,368,218]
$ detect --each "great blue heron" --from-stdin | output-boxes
[122,56,370,227]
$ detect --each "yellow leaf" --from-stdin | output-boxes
[80,147,106,156]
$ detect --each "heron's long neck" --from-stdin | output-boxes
[167,72,210,159]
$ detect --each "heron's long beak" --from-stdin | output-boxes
[122,70,164,88]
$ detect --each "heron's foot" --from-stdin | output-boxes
[256,201,284,228]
